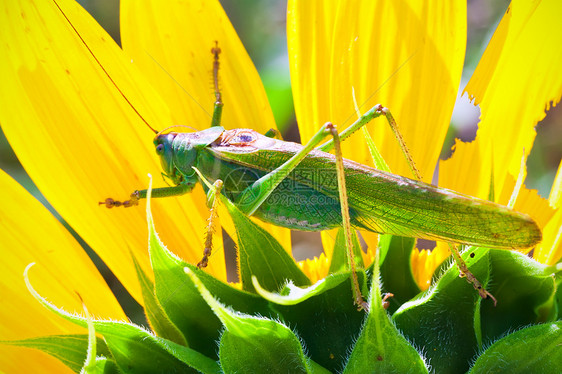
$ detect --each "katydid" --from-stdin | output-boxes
[101,43,541,310]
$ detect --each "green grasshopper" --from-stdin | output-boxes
[101,43,541,310]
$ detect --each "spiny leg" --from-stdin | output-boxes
[199,42,225,266]
[321,103,496,305]
[446,241,496,305]
[329,123,369,310]
[317,104,422,180]
[381,293,395,310]
[198,179,224,268]
[99,183,195,208]
[99,193,139,208]
[235,122,368,310]
[448,243,497,306]
[210,41,223,128]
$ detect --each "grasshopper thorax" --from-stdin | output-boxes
[153,127,224,186]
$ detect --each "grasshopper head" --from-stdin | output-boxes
[154,132,182,184]
[153,127,224,186]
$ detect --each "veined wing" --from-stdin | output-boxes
[208,129,541,249]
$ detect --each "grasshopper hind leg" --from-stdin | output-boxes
[449,244,497,306]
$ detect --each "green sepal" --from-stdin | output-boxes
[221,195,311,292]
[273,271,368,372]
[252,272,350,305]
[146,187,271,358]
[392,248,493,373]
[220,322,316,374]
[362,125,391,173]
[82,298,97,374]
[92,323,201,374]
[378,235,420,312]
[3,335,113,374]
[328,227,364,273]
[344,255,428,374]
[393,246,561,373]
[24,264,221,373]
[469,321,562,373]
[131,253,186,346]
[479,249,557,342]
[253,270,369,371]
[376,234,392,265]
[557,273,562,317]
[86,357,119,374]
[184,268,323,374]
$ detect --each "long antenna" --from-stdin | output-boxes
[146,52,212,120]
[156,125,198,135]
[52,0,159,134]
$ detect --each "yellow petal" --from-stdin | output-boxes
[497,175,554,231]
[534,160,562,264]
[0,170,125,372]
[1,345,71,374]
[411,242,450,291]
[440,2,561,261]
[120,0,276,133]
[439,139,555,231]
[549,159,562,209]
[0,0,224,302]
[288,0,466,182]
[298,253,330,284]
[464,0,562,191]
[120,0,292,253]
[361,231,380,267]
[289,1,466,266]
[534,207,562,264]
[439,139,492,199]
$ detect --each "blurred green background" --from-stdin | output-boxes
[1,0,560,323]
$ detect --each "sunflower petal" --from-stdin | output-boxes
[497,175,554,231]
[534,160,562,264]
[549,160,562,209]
[0,0,224,301]
[0,170,125,372]
[464,0,562,190]
[120,0,292,251]
[288,0,466,181]
[439,139,492,199]
[411,242,450,291]
[120,0,276,133]
[534,208,562,264]
[439,139,555,229]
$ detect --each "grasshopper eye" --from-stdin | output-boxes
[156,144,165,155]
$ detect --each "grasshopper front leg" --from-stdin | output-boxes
[99,182,196,208]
